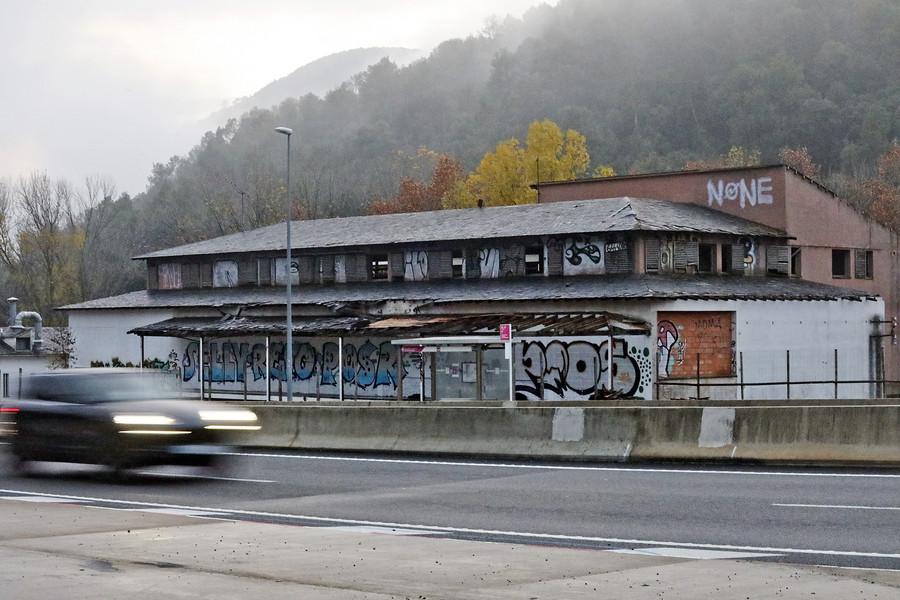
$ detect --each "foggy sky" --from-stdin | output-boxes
[1,1,549,196]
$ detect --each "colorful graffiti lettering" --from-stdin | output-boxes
[517,338,652,399]
[182,339,406,390]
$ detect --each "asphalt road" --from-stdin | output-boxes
[1,448,898,572]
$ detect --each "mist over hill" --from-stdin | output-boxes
[16,0,894,322]
[202,47,427,129]
[134,0,899,253]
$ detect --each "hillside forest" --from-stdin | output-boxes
[1,0,899,326]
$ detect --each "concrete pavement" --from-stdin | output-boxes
[0,498,898,599]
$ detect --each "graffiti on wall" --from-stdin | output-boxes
[273,257,300,285]
[182,339,407,391]
[517,338,653,399]
[563,237,604,276]
[738,237,756,271]
[656,312,735,378]
[657,320,685,377]
[479,246,524,278]
[158,263,181,289]
[707,176,774,209]
[404,250,428,281]
[479,249,499,278]
[213,260,238,287]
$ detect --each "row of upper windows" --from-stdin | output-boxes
[832,249,874,280]
[150,237,876,290]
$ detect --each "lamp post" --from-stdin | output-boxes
[275,126,294,401]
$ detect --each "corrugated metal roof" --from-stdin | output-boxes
[133,197,789,260]
[62,274,878,313]
[128,312,651,339]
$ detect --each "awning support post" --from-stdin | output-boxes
[265,335,271,403]
[199,336,204,401]
[506,341,514,403]
[338,336,345,402]
[607,334,614,393]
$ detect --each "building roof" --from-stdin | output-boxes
[127,312,652,339]
[60,274,877,313]
[134,197,790,260]
[534,164,840,200]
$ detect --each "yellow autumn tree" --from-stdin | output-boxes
[444,120,590,208]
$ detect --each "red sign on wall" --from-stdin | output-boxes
[499,324,512,341]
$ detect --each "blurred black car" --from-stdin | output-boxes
[3,369,258,476]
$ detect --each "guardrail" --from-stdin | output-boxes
[224,399,900,465]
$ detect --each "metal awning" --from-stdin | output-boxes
[128,312,651,340]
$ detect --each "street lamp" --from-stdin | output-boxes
[275,126,293,401]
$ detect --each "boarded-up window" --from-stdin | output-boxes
[685,241,699,267]
[158,263,181,290]
[855,249,873,279]
[645,239,660,273]
[319,255,335,284]
[657,311,735,378]
[390,253,405,280]
[199,263,213,288]
[766,245,790,276]
[181,263,200,288]
[604,240,632,274]
[731,244,746,274]
[237,259,256,286]
[673,241,688,271]
[431,250,453,279]
[258,258,272,285]
[546,242,563,276]
[295,256,314,284]
[345,254,367,282]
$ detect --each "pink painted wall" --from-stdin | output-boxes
[538,166,899,389]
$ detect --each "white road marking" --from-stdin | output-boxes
[612,547,777,560]
[2,489,898,561]
[326,525,444,536]
[121,507,231,518]
[2,495,89,504]
[232,451,900,479]
[774,503,900,511]
[142,471,276,483]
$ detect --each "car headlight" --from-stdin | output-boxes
[198,410,257,422]
[113,414,190,435]
[113,415,176,425]
[199,409,260,431]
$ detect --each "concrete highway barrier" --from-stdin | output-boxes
[234,400,900,465]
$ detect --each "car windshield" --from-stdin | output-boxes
[25,372,181,404]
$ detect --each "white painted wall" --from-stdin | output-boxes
[65,296,884,401]
[67,309,176,367]
[0,355,56,399]
[651,297,884,400]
